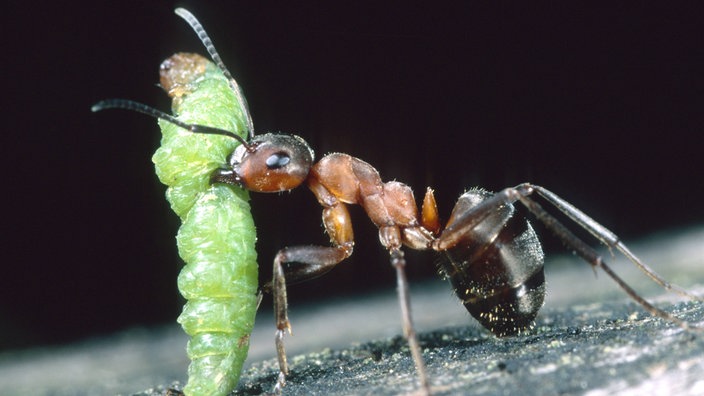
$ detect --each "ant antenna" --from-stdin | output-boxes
[91,99,252,149]
[174,7,255,139]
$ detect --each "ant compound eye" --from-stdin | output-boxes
[265,152,291,169]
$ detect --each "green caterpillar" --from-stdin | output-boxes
[157,52,258,396]
[93,9,258,396]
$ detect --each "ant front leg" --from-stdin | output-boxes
[270,203,354,393]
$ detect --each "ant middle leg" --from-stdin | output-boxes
[380,226,432,395]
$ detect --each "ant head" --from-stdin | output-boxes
[90,99,314,193]
[219,133,315,192]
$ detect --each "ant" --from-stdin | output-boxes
[93,8,702,395]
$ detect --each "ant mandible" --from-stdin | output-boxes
[93,9,702,396]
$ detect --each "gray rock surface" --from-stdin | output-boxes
[1,227,703,396]
[136,298,704,396]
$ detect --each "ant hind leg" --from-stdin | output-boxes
[525,184,702,302]
[511,183,702,330]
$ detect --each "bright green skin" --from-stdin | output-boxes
[153,60,258,396]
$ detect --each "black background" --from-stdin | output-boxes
[3,1,704,350]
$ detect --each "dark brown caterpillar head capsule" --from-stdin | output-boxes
[212,133,315,193]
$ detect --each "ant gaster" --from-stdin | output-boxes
[93,8,702,395]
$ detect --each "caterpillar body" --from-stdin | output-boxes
[92,9,260,394]
[155,52,258,395]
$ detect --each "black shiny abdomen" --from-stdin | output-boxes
[439,189,545,336]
